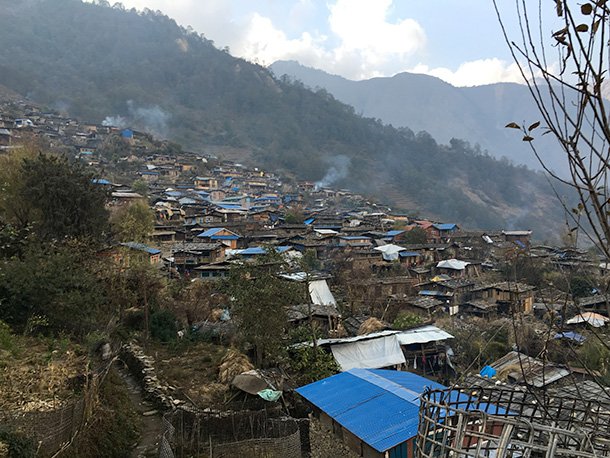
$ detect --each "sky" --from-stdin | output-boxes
[91,0,560,87]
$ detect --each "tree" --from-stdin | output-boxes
[0,240,111,336]
[110,200,154,242]
[131,179,149,196]
[403,227,428,244]
[224,251,301,366]
[0,146,39,231]
[20,154,109,241]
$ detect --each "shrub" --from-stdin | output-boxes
[150,309,178,343]
[393,312,423,330]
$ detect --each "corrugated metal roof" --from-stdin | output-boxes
[296,369,446,452]
[433,223,457,231]
[395,325,453,345]
[120,242,161,255]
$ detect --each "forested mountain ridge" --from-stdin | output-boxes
[0,0,569,236]
[270,60,564,175]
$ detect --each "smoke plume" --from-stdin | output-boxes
[315,155,351,189]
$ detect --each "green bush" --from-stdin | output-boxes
[0,427,36,458]
[150,309,178,343]
[393,312,423,330]
[0,320,16,354]
[289,346,339,384]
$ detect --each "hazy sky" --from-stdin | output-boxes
[93,0,560,87]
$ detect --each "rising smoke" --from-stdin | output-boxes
[101,100,170,138]
[315,155,351,189]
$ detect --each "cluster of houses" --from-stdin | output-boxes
[3,98,610,458]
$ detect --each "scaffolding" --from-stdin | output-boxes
[416,386,610,457]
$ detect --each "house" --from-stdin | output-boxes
[194,176,219,190]
[287,304,341,334]
[197,227,242,249]
[338,235,372,248]
[436,259,478,277]
[489,351,570,388]
[502,230,532,249]
[193,261,232,280]
[296,369,447,458]
[171,243,224,271]
[461,299,498,319]
[396,325,454,377]
[401,296,446,319]
[430,223,459,241]
[0,128,12,147]
[472,282,535,314]
[577,295,609,316]
[120,242,161,265]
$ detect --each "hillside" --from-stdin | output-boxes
[0,0,571,236]
[270,60,566,175]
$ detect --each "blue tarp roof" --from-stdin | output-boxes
[554,331,586,343]
[419,290,449,297]
[304,218,315,225]
[120,242,161,255]
[296,369,446,452]
[92,178,111,185]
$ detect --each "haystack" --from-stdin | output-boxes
[358,317,387,335]
[218,348,254,385]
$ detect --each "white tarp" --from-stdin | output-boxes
[309,279,337,306]
[374,244,406,261]
[436,259,469,270]
[566,312,609,328]
[331,334,406,371]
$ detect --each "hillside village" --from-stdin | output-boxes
[2,97,610,457]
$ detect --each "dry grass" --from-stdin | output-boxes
[358,317,386,335]
[217,348,254,385]
[0,336,87,412]
[148,340,229,407]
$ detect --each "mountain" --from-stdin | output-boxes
[269,60,565,175]
[0,0,571,237]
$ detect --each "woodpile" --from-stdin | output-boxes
[217,348,254,385]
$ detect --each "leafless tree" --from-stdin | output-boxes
[494,0,610,400]
[494,0,610,258]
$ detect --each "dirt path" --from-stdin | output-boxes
[115,362,164,458]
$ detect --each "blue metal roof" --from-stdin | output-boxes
[433,223,458,231]
[304,218,315,225]
[120,242,161,255]
[240,246,292,256]
[296,369,446,452]
[399,251,421,257]
[385,230,405,237]
[198,228,223,237]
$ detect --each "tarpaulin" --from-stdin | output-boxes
[331,334,406,371]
